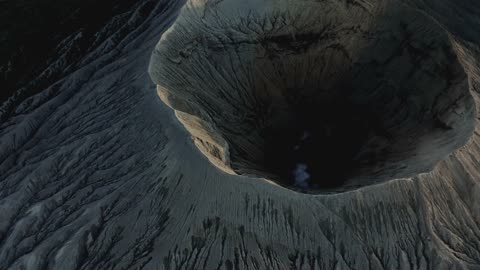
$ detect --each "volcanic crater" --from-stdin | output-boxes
[149,0,475,193]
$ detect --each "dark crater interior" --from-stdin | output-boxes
[262,98,379,191]
[226,20,475,193]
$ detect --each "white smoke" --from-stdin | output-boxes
[293,163,311,188]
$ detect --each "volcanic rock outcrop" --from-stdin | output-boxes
[149,0,475,192]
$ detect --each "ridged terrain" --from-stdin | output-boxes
[0,0,479,269]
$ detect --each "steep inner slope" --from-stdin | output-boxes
[150,0,475,193]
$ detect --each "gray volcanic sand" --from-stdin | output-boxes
[0,0,479,269]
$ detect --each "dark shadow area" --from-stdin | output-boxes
[262,97,390,191]
[0,0,142,105]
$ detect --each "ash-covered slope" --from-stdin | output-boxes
[0,0,479,269]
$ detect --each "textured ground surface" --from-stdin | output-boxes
[0,0,479,269]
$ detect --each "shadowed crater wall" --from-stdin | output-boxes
[149,0,475,193]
